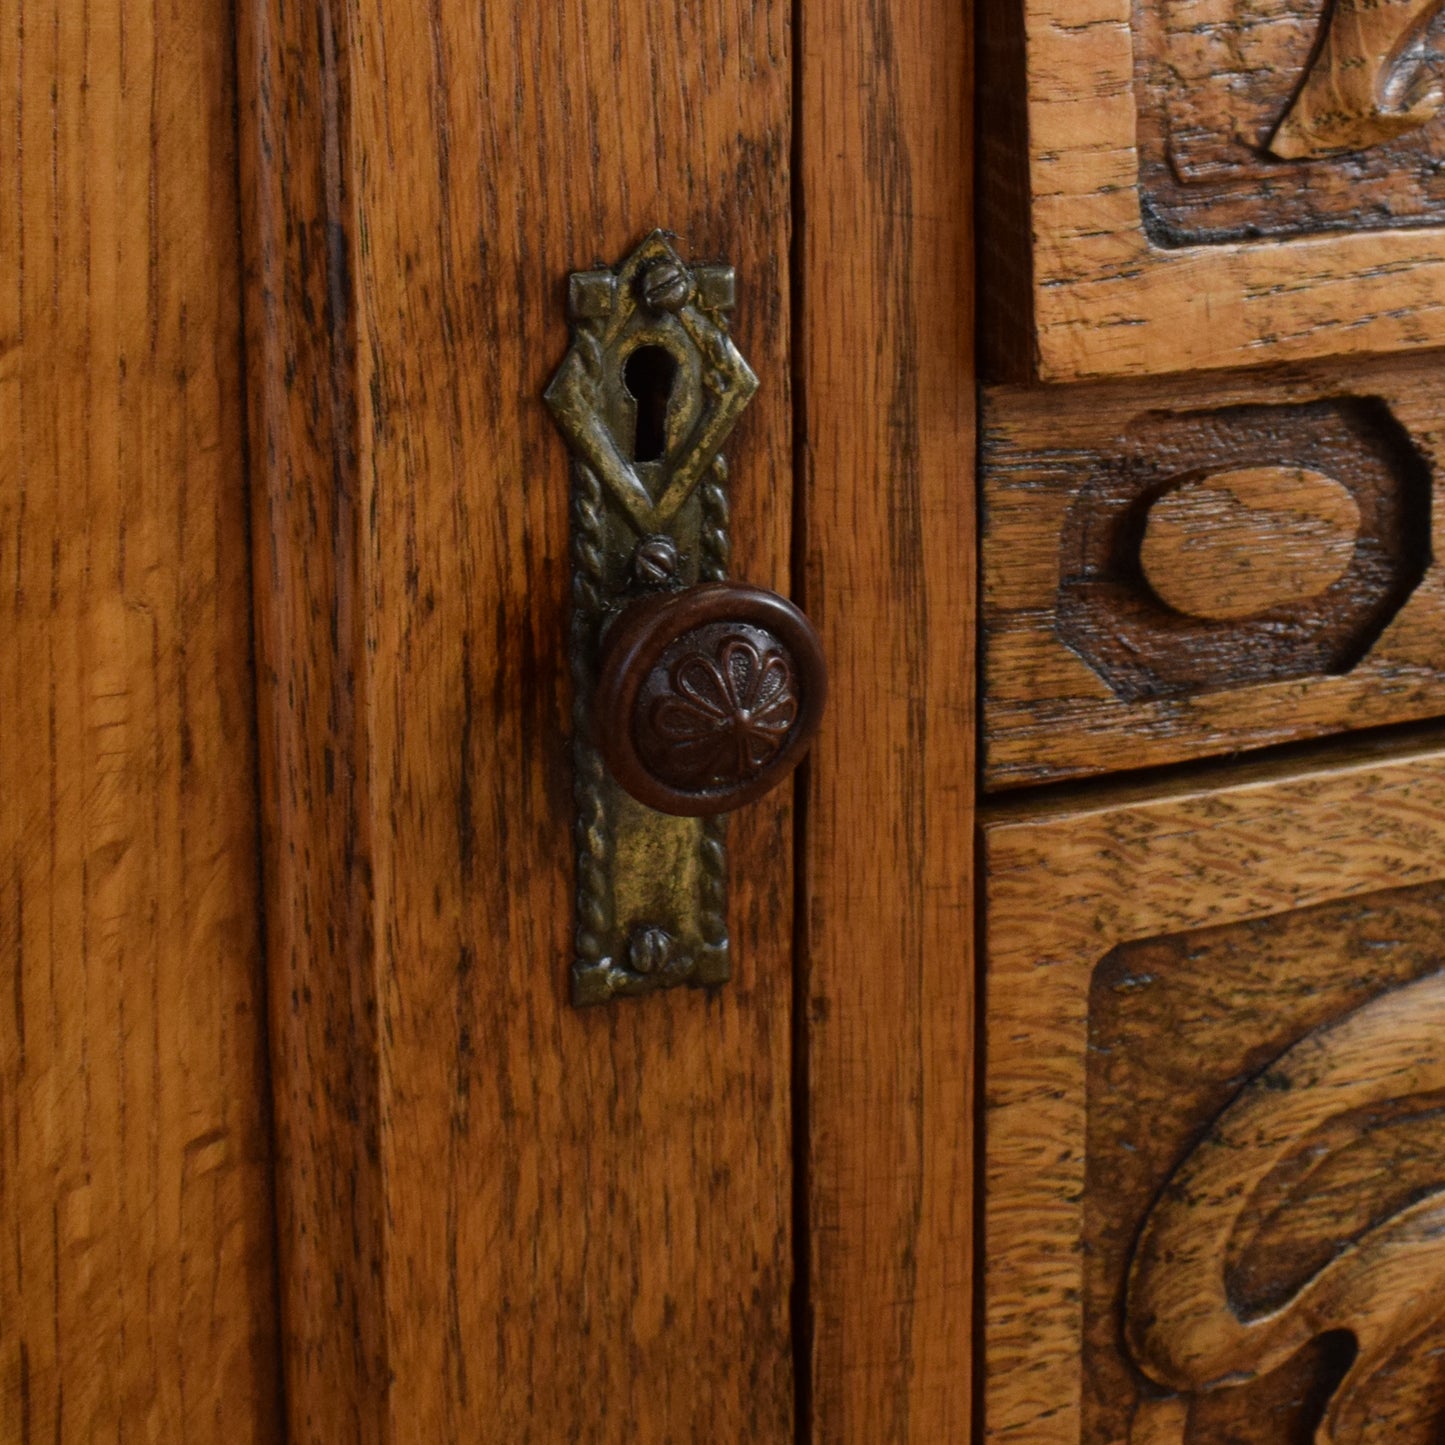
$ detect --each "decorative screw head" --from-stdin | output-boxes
[640,260,694,314]
[626,926,675,977]
[632,536,680,586]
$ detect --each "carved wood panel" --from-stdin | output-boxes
[982,356,1445,787]
[1137,0,1445,247]
[982,740,1445,1443]
[1089,897,1445,1443]
[979,0,1445,379]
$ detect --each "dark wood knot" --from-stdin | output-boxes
[593,583,827,816]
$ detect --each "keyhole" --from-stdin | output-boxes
[623,345,678,464]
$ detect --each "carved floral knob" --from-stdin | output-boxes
[593,583,828,816]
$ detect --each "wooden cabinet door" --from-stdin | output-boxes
[236,2,976,1443]
[5,0,975,1439]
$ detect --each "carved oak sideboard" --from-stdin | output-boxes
[10,0,1445,1437]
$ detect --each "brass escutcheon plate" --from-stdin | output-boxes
[545,231,757,1005]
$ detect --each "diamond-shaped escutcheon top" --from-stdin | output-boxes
[544,231,758,538]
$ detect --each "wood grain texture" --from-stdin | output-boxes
[981,736,1445,1443]
[240,2,795,1440]
[797,0,976,1439]
[1138,466,1361,622]
[1268,0,1445,160]
[979,0,1445,380]
[1135,0,1445,244]
[982,356,1445,788]
[1116,960,1445,1443]
[0,0,282,1439]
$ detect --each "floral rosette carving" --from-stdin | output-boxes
[642,628,800,790]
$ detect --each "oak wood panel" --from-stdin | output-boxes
[241,2,795,1440]
[1100,913,1445,1443]
[982,355,1445,788]
[0,1,282,1439]
[797,0,976,1438]
[982,737,1445,1443]
[979,0,1445,380]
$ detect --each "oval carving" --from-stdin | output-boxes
[1139,466,1361,622]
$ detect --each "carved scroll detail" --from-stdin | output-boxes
[1124,972,1445,1443]
[1270,0,1445,160]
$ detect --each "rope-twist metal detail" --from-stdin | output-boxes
[570,461,613,971]
[699,456,731,584]
[696,456,731,955]
[699,817,729,951]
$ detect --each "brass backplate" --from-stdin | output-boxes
[545,232,757,1005]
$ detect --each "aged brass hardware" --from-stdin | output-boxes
[545,232,825,1005]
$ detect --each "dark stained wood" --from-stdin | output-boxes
[0,0,282,1437]
[237,1,386,1433]
[796,0,977,1439]
[240,1,797,1440]
[977,0,1037,384]
[982,737,1445,1444]
[981,354,1445,787]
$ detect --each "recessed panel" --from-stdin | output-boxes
[1135,0,1445,247]
[979,0,1445,379]
[1086,895,1445,1442]
[983,744,1445,1442]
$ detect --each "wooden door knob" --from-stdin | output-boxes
[593,582,827,816]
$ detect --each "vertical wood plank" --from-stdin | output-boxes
[240,2,797,1440]
[797,0,977,1438]
[238,1,387,1435]
[0,0,283,1439]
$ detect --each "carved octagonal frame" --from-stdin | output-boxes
[982,744,1445,1442]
